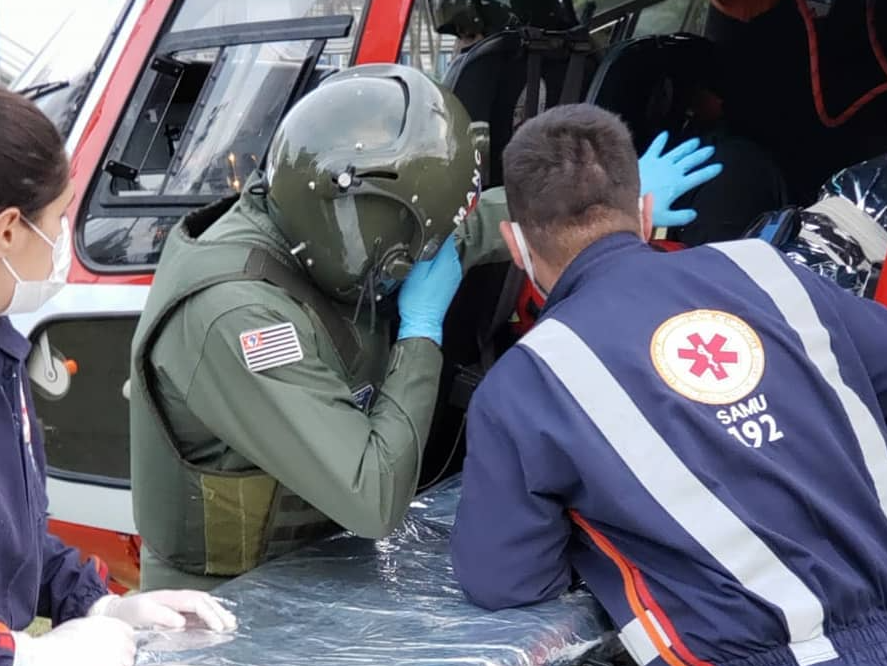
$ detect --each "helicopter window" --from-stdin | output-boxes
[633,0,708,36]
[572,0,707,33]
[12,0,131,138]
[112,42,314,198]
[113,48,220,197]
[399,0,457,83]
[81,13,352,271]
[82,216,180,267]
[165,42,317,196]
[33,317,137,486]
[172,0,367,32]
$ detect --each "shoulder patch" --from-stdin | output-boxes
[239,323,303,373]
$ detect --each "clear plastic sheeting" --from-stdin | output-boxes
[136,476,623,666]
[781,154,887,297]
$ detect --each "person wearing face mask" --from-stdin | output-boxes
[0,89,236,666]
[453,104,887,666]
[129,63,721,593]
[1,213,70,315]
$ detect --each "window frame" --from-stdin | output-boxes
[48,464,131,491]
[79,13,353,274]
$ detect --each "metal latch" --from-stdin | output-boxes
[27,332,73,401]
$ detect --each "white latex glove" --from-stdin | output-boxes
[12,616,136,666]
[90,589,237,632]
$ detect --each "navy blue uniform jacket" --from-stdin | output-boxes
[453,234,887,666]
[0,318,107,663]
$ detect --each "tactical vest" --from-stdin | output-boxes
[130,197,364,577]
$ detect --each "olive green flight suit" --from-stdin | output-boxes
[131,184,510,591]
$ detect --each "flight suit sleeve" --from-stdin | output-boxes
[455,186,511,271]
[185,303,442,539]
[451,353,573,610]
[37,536,109,625]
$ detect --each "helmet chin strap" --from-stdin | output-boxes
[352,240,384,332]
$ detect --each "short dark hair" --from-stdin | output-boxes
[502,104,640,263]
[0,89,69,220]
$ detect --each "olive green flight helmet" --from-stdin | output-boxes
[266,63,484,303]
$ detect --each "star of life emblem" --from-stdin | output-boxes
[650,309,765,405]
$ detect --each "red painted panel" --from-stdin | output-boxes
[48,519,142,592]
[354,0,414,65]
[68,0,175,286]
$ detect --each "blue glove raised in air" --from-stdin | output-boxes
[638,131,723,227]
[397,234,463,346]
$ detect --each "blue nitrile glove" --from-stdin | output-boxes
[398,234,463,346]
[638,131,724,227]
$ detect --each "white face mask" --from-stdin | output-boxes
[510,222,549,300]
[2,215,71,315]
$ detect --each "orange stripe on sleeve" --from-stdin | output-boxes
[570,510,688,666]
[630,564,713,666]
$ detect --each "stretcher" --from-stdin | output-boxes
[134,475,624,666]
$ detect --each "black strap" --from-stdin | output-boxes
[448,263,527,411]
[559,51,585,104]
[559,49,586,104]
[478,263,525,371]
[521,27,550,121]
[525,48,543,120]
[559,28,593,105]
[243,248,361,373]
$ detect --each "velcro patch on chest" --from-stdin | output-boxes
[351,383,375,413]
[239,323,303,373]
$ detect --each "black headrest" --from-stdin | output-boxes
[586,33,715,150]
[444,29,599,185]
[443,31,525,122]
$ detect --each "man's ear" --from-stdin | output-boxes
[499,220,526,270]
[0,208,22,257]
[640,193,654,241]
